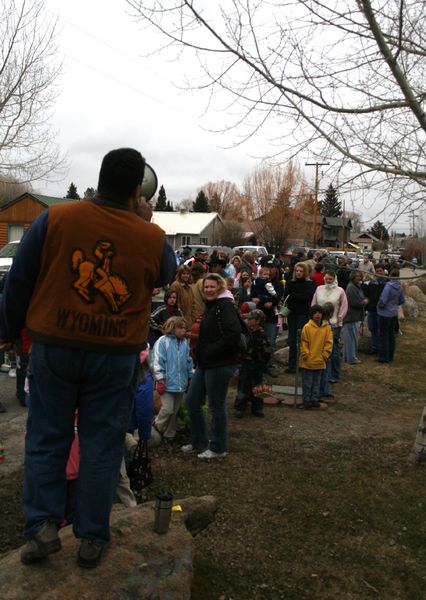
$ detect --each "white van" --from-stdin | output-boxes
[233,245,269,256]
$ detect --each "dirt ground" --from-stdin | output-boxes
[1,309,426,599]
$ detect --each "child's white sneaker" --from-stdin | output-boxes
[197,449,227,459]
[181,444,194,454]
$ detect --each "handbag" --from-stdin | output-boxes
[279,295,291,318]
[128,439,153,491]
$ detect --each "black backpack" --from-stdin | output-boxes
[216,304,252,355]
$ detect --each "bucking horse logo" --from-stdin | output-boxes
[71,241,132,313]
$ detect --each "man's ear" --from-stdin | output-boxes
[129,184,142,209]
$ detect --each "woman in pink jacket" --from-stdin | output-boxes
[312,270,348,384]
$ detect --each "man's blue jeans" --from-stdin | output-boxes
[263,322,278,368]
[342,322,359,363]
[378,315,397,362]
[287,314,309,370]
[367,311,379,352]
[186,364,237,454]
[24,343,139,545]
[329,326,341,382]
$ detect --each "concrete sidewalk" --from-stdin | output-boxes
[0,372,27,476]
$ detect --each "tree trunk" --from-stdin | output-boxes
[407,405,426,465]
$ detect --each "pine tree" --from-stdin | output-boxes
[318,183,342,217]
[193,190,210,212]
[368,220,389,241]
[66,182,80,200]
[83,187,96,199]
[165,200,174,211]
[155,185,168,211]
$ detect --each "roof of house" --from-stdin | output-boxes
[0,192,70,210]
[351,231,379,242]
[322,216,352,228]
[151,211,223,235]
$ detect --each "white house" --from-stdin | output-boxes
[351,232,380,253]
[151,211,224,249]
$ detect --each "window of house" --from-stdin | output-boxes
[181,235,191,245]
[199,237,208,244]
[8,224,24,242]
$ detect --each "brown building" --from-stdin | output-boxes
[319,216,352,248]
[0,193,69,247]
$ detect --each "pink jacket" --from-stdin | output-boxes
[312,283,348,327]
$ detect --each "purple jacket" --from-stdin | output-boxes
[377,280,405,318]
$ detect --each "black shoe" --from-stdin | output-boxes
[234,410,244,419]
[162,437,174,445]
[0,401,6,413]
[77,540,105,569]
[251,412,265,418]
[21,521,61,564]
[285,368,296,374]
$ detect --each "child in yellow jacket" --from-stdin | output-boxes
[299,304,333,409]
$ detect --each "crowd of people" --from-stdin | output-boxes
[146,245,407,425]
[0,144,409,570]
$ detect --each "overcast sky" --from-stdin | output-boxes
[41,0,412,233]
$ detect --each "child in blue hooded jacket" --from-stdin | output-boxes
[152,316,193,442]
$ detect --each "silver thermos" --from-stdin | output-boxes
[153,491,173,534]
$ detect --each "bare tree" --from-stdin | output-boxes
[217,219,245,247]
[174,198,193,212]
[126,0,426,217]
[200,180,242,220]
[0,177,31,202]
[346,210,363,234]
[242,162,306,251]
[0,0,64,183]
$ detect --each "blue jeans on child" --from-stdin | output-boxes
[301,368,322,406]
[186,364,237,453]
[23,343,139,545]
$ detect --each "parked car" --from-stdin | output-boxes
[0,240,20,282]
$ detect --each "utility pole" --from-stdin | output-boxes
[410,210,417,236]
[305,160,329,246]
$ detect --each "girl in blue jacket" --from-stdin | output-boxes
[127,347,154,443]
[152,316,193,442]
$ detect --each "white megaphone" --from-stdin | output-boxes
[141,163,158,201]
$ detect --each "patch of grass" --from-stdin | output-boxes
[1,311,426,599]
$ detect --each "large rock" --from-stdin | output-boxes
[274,346,289,364]
[405,284,426,304]
[0,496,217,600]
[402,296,419,318]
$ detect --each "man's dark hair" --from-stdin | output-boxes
[97,148,145,204]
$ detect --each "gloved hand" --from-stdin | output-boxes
[156,381,166,395]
